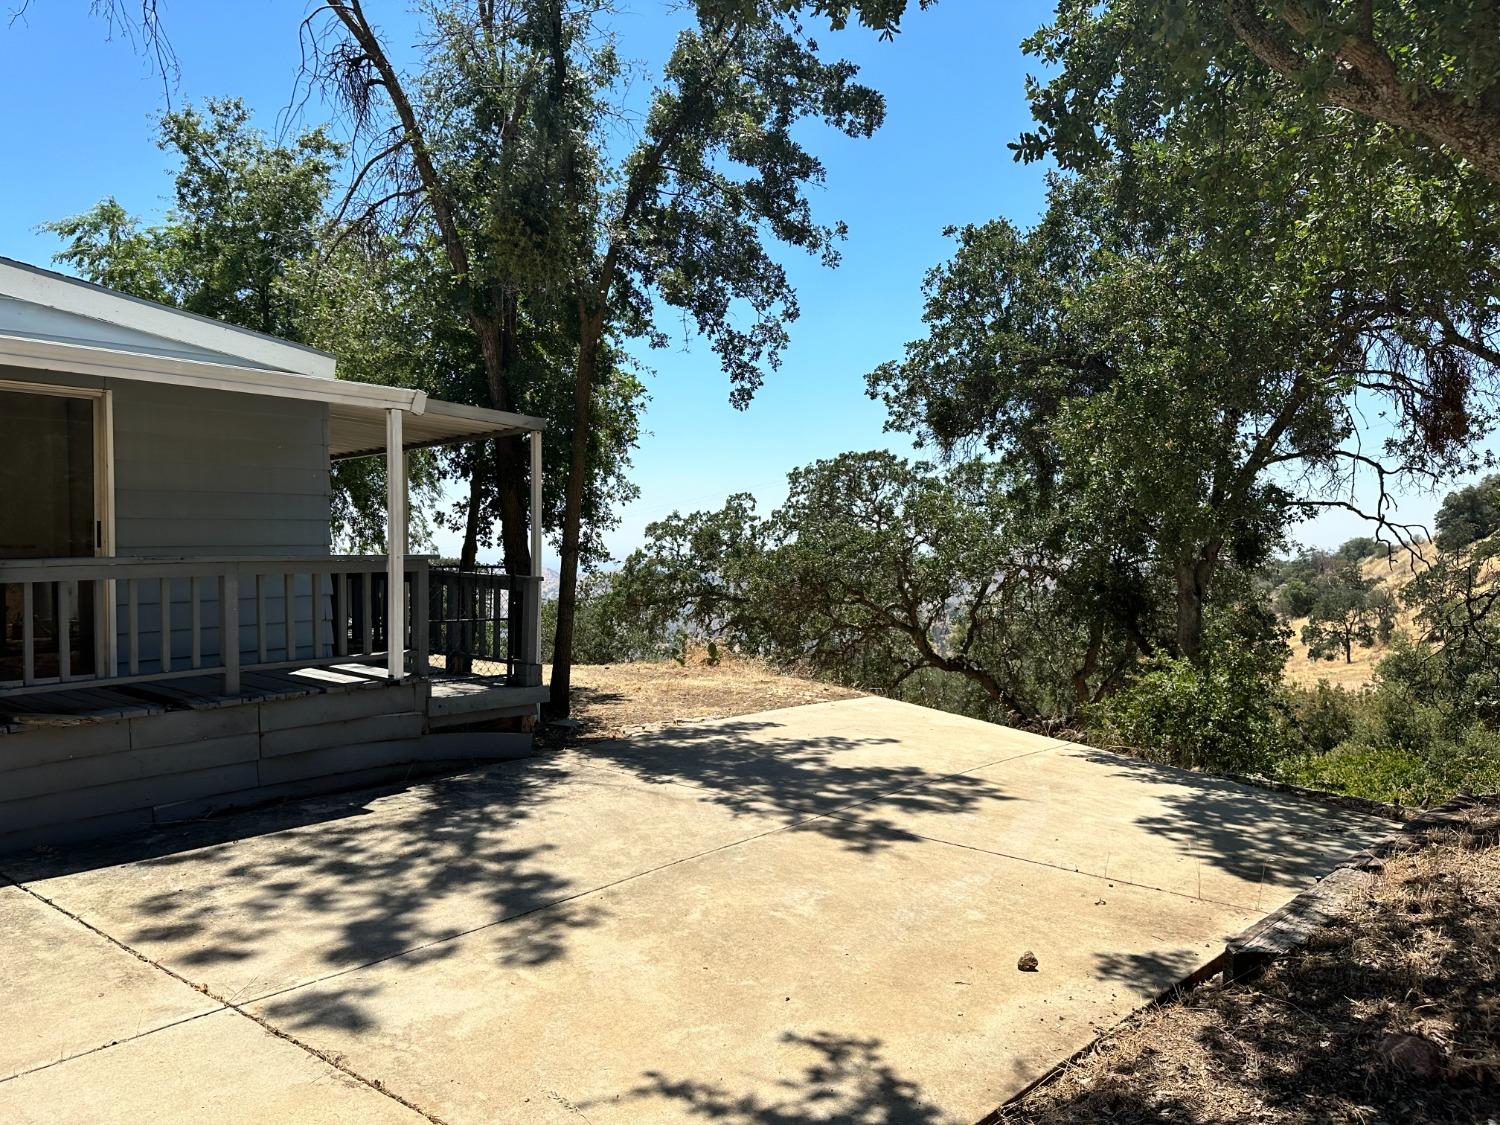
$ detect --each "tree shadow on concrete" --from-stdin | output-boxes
[2,756,609,1028]
[1090,948,1209,993]
[603,1031,949,1124]
[576,719,1007,853]
[1,718,1006,1035]
[1064,748,1392,889]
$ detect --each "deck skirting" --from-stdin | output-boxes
[0,678,534,853]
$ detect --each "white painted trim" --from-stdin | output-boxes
[0,378,116,555]
[0,332,426,415]
[422,396,547,434]
[529,430,544,667]
[386,409,406,681]
[100,389,118,676]
[0,258,336,378]
[0,338,553,461]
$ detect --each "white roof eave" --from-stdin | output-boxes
[1,332,548,461]
[0,257,337,379]
[0,332,425,414]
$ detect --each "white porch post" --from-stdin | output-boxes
[529,429,544,669]
[386,407,406,680]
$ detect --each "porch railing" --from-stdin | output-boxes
[0,555,430,698]
[428,567,542,685]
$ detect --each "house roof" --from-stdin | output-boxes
[0,256,337,378]
[0,257,544,455]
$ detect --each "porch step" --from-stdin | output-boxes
[427,680,550,728]
[0,679,534,853]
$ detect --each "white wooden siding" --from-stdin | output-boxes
[1,366,334,666]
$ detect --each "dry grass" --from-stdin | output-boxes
[1282,543,1498,690]
[560,652,863,740]
[1283,546,1432,690]
[998,803,1500,1124]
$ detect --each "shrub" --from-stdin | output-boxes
[1275,577,1318,619]
[1282,742,1433,804]
[1273,636,1500,805]
[1283,682,1360,755]
[1434,474,1500,553]
[1089,646,1289,775]
[539,573,666,665]
[1281,721,1500,806]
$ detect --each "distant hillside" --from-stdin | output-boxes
[1279,538,1496,690]
[540,566,561,600]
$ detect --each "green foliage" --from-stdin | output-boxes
[1435,475,1500,552]
[869,75,1500,665]
[614,451,1172,723]
[45,99,454,551]
[1015,1,1500,185]
[1301,565,1380,663]
[1283,681,1359,756]
[1280,696,1500,807]
[1396,553,1500,723]
[1272,616,1500,805]
[1089,645,1289,775]
[539,572,663,666]
[1283,742,1437,806]
[1276,578,1319,620]
[1335,536,1385,562]
[580,4,887,405]
[48,98,341,341]
[310,3,649,573]
[312,1,895,710]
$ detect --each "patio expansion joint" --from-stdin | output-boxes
[814,811,1260,913]
[0,875,449,1123]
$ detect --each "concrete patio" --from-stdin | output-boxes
[0,696,1391,1124]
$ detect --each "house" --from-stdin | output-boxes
[0,256,547,851]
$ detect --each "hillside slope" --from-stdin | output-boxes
[1282,540,1495,689]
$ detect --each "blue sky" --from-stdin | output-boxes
[0,1,1473,564]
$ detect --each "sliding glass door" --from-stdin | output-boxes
[1,385,105,682]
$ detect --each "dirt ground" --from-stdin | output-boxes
[561,653,863,739]
[996,801,1500,1125]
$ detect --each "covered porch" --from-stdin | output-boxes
[0,257,551,849]
[0,330,548,719]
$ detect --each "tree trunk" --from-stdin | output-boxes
[471,301,533,577]
[460,450,483,570]
[492,436,533,575]
[1072,620,1103,704]
[549,306,601,716]
[1175,546,1221,665]
[323,5,539,579]
[1219,0,1500,186]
